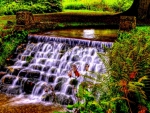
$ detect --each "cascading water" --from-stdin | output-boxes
[0,35,113,105]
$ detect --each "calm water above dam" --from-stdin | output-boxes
[38,28,118,42]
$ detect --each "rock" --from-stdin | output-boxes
[43,66,50,72]
[50,68,57,74]
[22,79,35,94]
[7,86,22,95]
[54,82,62,91]
[0,72,6,79]
[55,94,74,105]
[3,76,15,84]
[19,71,28,77]
[41,74,46,81]
[119,16,136,31]
[12,68,23,76]
[48,75,56,83]
[71,55,80,61]
[27,71,40,79]
[42,92,56,102]
[57,77,67,83]
[6,59,17,66]
[0,84,10,93]
[66,86,73,95]
[69,79,78,86]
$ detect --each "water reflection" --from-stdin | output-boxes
[42,28,118,42]
[83,29,95,39]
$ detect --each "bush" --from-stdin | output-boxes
[0,0,62,15]
[68,27,150,113]
[0,30,28,66]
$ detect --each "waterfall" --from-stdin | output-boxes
[0,35,113,105]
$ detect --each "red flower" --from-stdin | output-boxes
[74,70,80,77]
[121,87,128,93]
[129,71,137,79]
[138,105,147,113]
[119,80,127,87]
[68,71,72,77]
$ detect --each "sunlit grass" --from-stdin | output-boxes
[62,0,134,13]
[63,9,116,15]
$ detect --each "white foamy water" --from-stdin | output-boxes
[0,35,113,105]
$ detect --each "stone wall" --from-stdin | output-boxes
[120,16,136,31]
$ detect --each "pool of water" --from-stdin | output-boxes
[38,28,118,42]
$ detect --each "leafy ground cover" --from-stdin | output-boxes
[66,26,150,113]
[0,0,62,15]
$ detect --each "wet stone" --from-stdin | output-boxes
[43,92,56,102]
[31,51,36,57]
[57,77,67,83]
[57,53,63,59]
[22,62,29,67]
[71,55,80,61]
[39,59,46,64]
[31,65,43,71]
[0,84,10,93]
[66,55,70,61]
[50,68,57,74]
[41,74,46,81]
[53,61,60,67]
[19,71,28,77]
[0,72,7,79]
[54,82,62,91]
[3,76,14,84]
[47,53,53,58]
[43,66,50,72]
[6,59,17,66]
[7,86,22,95]
[48,75,56,83]
[27,71,40,79]
[55,94,74,105]
[61,69,68,75]
[69,79,78,86]
[91,50,95,56]
[12,68,22,76]
[23,50,31,55]
[0,66,7,72]
[66,86,73,95]
[23,79,35,94]
[16,78,23,85]
[11,53,18,59]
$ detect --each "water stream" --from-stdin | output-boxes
[0,33,113,105]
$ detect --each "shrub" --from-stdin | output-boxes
[67,27,150,113]
[0,0,62,15]
[0,30,28,66]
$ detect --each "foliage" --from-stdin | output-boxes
[62,0,133,13]
[0,30,28,66]
[66,27,150,113]
[0,0,62,15]
[26,56,33,63]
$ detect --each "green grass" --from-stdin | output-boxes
[63,9,116,15]
[0,15,15,28]
[62,0,134,13]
